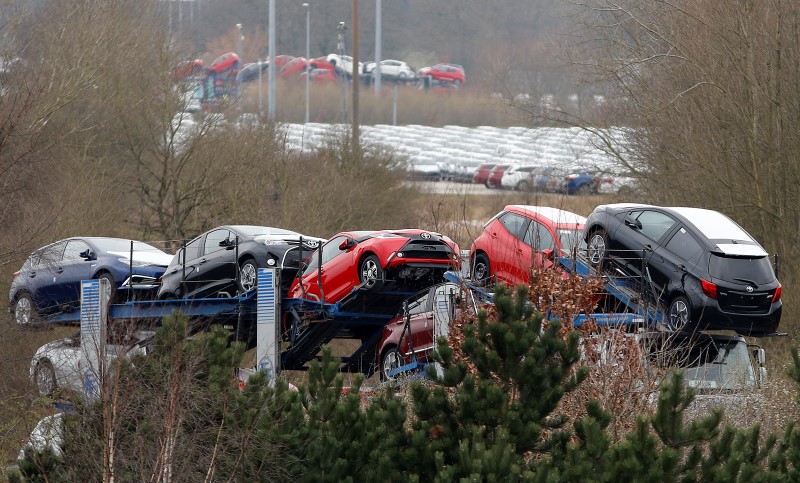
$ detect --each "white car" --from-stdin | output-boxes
[363,59,415,81]
[30,330,153,397]
[325,53,363,77]
[500,164,542,190]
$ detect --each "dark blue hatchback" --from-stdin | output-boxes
[8,237,173,324]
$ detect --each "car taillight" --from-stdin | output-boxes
[773,282,782,303]
[701,279,717,298]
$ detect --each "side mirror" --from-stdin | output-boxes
[80,249,95,260]
[541,248,554,260]
[338,238,356,251]
[219,238,236,249]
[624,216,642,230]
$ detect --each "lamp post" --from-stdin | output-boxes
[236,23,243,111]
[374,0,381,95]
[303,3,310,124]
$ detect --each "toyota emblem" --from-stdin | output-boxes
[746,286,754,293]
[420,233,432,239]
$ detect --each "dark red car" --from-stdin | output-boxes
[418,64,466,85]
[470,205,587,287]
[473,163,496,186]
[289,229,461,305]
[377,282,470,380]
[486,163,514,189]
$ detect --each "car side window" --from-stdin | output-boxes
[63,240,91,261]
[204,229,232,256]
[664,227,703,262]
[36,242,66,268]
[635,211,677,242]
[523,221,555,251]
[499,212,528,240]
[322,236,348,265]
[184,236,202,262]
[408,293,429,315]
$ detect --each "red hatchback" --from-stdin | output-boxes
[418,64,466,85]
[290,229,461,305]
[486,163,514,189]
[472,163,496,186]
[469,205,587,287]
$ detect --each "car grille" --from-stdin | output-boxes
[400,239,454,260]
[717,289,774,314]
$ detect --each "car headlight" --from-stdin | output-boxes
[263,240,284,246]
[118,258,153,267]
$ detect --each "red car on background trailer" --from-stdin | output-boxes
[301,68,337,83]
[486,163,515,189]
[289,229,461,305]
[270,55,296,70]
[308,57,336,72]
[472,163,496,185]
[279,57,308,78]
[208,52,241,75]
[470,205,587,287]
[172,59,205,80]
[418,64,466,85]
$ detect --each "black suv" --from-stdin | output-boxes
[584,204,781,336]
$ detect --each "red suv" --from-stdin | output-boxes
[418,64,466,85]
[470,205,587,287]
[290,229,461,305]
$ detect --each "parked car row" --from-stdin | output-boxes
[484,163,617,195]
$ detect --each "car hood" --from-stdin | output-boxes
[109,251,173,267]
[253,234,325,249]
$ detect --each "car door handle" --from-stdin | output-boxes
[644,244,653,252]
[29,271,36,277]
[491,232,498,239]
[56,268,64,274]
[199,258,208,264]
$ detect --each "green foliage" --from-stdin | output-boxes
[406,284,588,480]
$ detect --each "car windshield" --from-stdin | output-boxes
[557,229,587,254]
[91,239,161,253]
[646,336,756,391]
[708,254,774,284]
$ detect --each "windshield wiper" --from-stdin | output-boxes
[733,277,758,287]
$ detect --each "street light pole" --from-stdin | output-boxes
[303,3,310,124]
[268,0,276,118]
[374,0,381,95]
[236,23,243,112]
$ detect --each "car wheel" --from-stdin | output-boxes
[14,292,37,325]
[666,296,691,332]
[472,253,491,286]
[454,79,462,86]
[399,72,407,80]
[35,360,57,397]
[238,258,259,293]
[577,184,592,195]
[359,255,385,291]
[97,272,116,306]
[381,346,402,381]
[587,229,609,269]
[517,180,531,192]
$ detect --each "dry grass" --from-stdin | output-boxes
[240,79,520,127]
